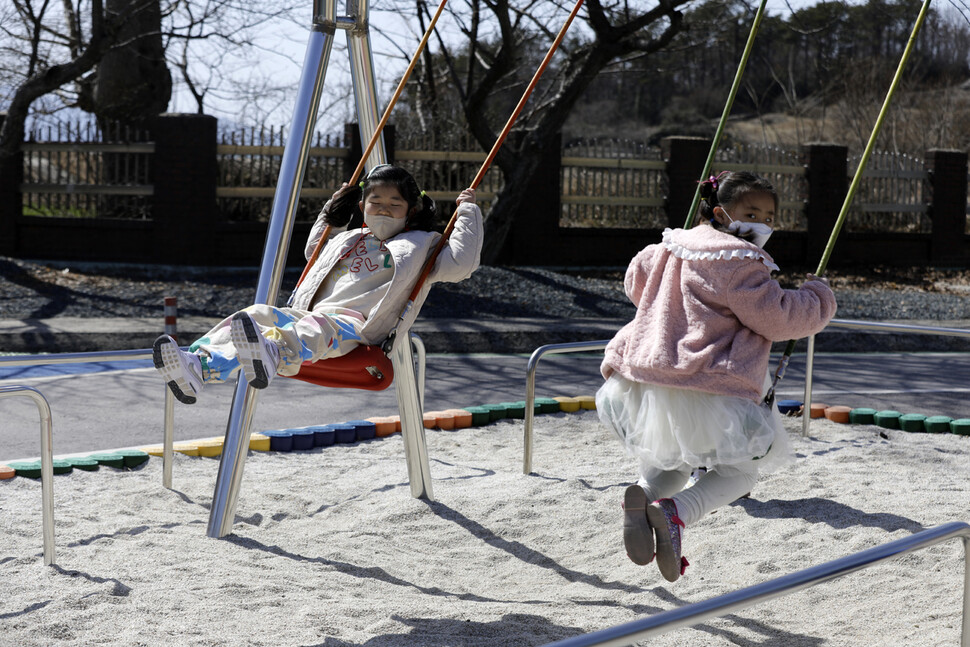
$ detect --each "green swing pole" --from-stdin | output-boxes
[683,0,769,230]
[763,0,933,406]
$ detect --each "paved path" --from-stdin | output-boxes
[3,350,969,463]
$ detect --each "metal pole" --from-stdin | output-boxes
[346,0,387,172]
[801,334,815,438]
[391,336,433,499]
[207,0,338,539]
[163,388,174,488]
[0,386,55,566]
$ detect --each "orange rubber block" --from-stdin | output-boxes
[433,412,456,430]
[809,403,828,419]
[445,409,473,429]
[387,415,402,433]
[0,465,15,480]
[421,413,437,429]
[554,396,581,413]
[367,417,399,437]
[824,405,852,424]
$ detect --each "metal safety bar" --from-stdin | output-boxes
[0,385,55,566]
[541,521,970,647]
[800,318,970,436]
[523,318,970,474]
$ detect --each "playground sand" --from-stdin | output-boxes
[3,413,967,646]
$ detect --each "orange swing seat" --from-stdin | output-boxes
[287,344,394,391]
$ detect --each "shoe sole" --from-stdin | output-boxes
[622,485,654,565]
[648,502,682,582]
[152,336,197,405]
[230,312,270,389]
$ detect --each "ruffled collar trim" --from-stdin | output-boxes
[661,228,779,272]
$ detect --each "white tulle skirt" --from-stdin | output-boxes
[596,372,792,474]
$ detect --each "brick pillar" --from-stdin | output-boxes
[0,112,23,256]
[925,148,968,266]
[661,136,712,229]
[151,114,218,264]
[801,143,848,266]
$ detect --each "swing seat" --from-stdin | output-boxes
[288,344,394,391]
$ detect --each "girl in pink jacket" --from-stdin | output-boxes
[597,171,836,582]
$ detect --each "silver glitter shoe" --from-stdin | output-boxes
[648,498,689,582]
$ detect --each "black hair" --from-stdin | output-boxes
[327,164,437,232]
[695,171,779,228]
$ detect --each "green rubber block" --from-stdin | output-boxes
[463,406,491,426]
[949,418,970,436]
[8,460,41,478]
[482,403,509,422]
[535,398,561,414]
[51,459,73,475]
[848,408,877,425]
[65,456,100,471]
[89,452,126,468]
[501,401,527,419]
[899,414,926,433]
[873,411,901,429]
[924,415,953,434]
[115,449,150,468]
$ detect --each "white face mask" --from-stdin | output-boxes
[364,214,406,241]
[723,212,773,248]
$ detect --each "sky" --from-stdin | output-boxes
[165,0,855,134]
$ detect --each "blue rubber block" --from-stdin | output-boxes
[344,420,377,441]
[308,425,336,447]
[262,430,294,452]
[288,428,315,451]
[777,400,802,415]
[331,424,357,444]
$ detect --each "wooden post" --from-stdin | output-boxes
[925,148,968,266]
[801,143,848,266]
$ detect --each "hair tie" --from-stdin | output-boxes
[359,180,365,188]
[420,190,426,197]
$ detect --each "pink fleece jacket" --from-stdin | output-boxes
[602,226,837,402]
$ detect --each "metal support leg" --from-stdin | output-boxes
[207,0,340,538]
[802,334,816,437]
[163,388,174,488]
[391,337,434,500]
[346,0,387,171]
[1,386,55,566]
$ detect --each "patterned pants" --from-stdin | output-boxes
[189,305,366,382]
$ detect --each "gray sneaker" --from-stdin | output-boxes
[622,484,654,565]
[153,335,204,404]
[230,312,280,389]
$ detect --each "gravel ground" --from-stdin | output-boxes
[2,255,970,322]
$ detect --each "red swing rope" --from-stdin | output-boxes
[379,0,585,352]
[295,0,450,291]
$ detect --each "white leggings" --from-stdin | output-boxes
[637,458,759,527]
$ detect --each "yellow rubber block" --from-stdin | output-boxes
[173,442,200,456]
[809,403,828,419]
[367,417,399,437]
[554,396,581,413]
[433,412,456,430]
[576,395,596,410]
[0,465,15,480]
[824,405,852,424]
[196,440,223,457]
[142,445,165,457]
[445,409,473,429]
[249,433,271,451]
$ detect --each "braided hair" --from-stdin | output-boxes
[327,164,437,232]
[695,171,779,229]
